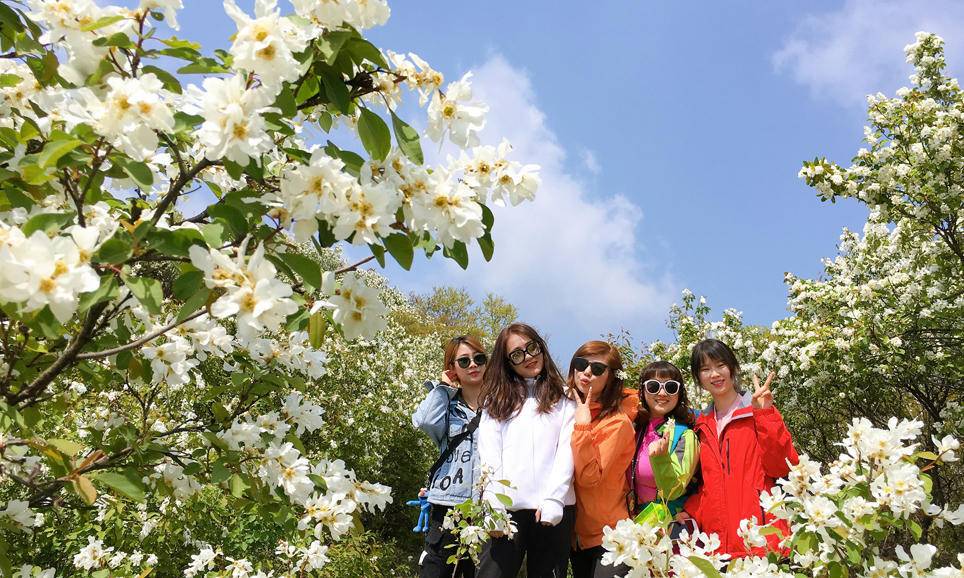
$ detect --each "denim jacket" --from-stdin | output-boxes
[412,380,479,506]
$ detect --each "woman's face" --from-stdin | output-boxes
[451,343,485,387]
[643,377,679,418]
[571,354,609,400]
[506,332,543,379]
[697,356,735,399]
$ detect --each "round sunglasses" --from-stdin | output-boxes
[455,353,488,369]
[508,340,542,365]
[572,356,609,376]
[642,379,681,395]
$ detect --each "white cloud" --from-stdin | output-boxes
[397,55,678,355]
[773,0,964,106]
[581,148,601,175]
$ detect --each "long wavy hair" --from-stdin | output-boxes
[480,322,566,421]
[636,360,696,430]
[566,341,628,421]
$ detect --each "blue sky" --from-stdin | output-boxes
[163,0,964,358]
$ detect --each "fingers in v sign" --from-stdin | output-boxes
[649,424,672,456]
[751,370,776,410]
[574,385,593,425]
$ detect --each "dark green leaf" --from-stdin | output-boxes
[369,242,385,267]
[173,270,204,300]
[176,287,210,322]
[390,110,423,164]
[319,67,350,114]
[478,233,494,262]
[285,253,322,291]
[319,30,352,65]
[117,158,154,189]
[384,233,414,270]
[296,76,320,105]
[207,203,247,236]
[211,460,231,483]
[357,108,391,161]
[481,203,494,231]
[444,241,469,270]
[141,65,182,94]
[345,38,387,68]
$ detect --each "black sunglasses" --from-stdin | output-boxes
[572,357,608,377]
[455,353,488,369]
[643,379,681,395]
[508,340,542,365]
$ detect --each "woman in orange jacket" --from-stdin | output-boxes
[567,341,638,578]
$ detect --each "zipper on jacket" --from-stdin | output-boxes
[725,438,731,475]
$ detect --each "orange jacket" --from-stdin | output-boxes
[570,388,639,549]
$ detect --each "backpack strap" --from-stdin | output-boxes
[426,410,481,487]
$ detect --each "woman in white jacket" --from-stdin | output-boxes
[476,322,576,578]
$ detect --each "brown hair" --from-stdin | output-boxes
[637,360,695,429]
[690,338,742,392]
[480,322,566,421]
[566,341,628,421]
[443,335,486,370]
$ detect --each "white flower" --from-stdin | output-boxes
[188,75,276,165]
[412,174,485,247]
[184,547,218,578]
[933,434,959,462]
[896,543,936,577]
[427,72,488,148]
[139,0,182,29]
[330,272,388,340]
[291,0,389,31]
[276,149,357,241]
[96,74,175,160]
[1,500,40,529]
[281,391,325,435]
[223,0,311,93]
[73,537,111,571]
[331,181,401,246]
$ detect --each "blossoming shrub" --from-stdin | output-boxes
[0,0,541,574]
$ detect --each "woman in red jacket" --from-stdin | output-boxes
[680,339,798,558]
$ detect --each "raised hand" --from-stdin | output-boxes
[751,371,776,410]
[648,423,672,457]
[440,369,458,387]
[574,385,593,425]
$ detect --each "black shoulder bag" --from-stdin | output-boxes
[426,410,481,488]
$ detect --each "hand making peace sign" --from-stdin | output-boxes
[751,371,776,410]
[648,422,673,457]
[574,385,593,425]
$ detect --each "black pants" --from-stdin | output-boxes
[570,545,629,578]
[475,506,576,578]
[420,505,477,578]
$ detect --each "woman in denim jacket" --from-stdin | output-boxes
[412,335,488,578]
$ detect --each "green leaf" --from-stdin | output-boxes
[230,473,249,498]
[93,235,133,264]
[914,451,939,461]
[308,311,327,348]
[319,67,350,114]
[319,30,352,65]
[176,58,229,75]
[296,75,320,106]
[828,561,848,578]
[687,557,724,578]
[176,287,210,322]
[0,74,19,88]
[140,65,182,94]
[92,32,133,48]
[81,14,127,31]
[73,475,98,505]
[200,221,229,247]
[357,108,391,161]
[481,203,495,231]
[211,460,231,484]
[124,276,163,315]
[478,233,494,262]
[22,212,73,236]
[345,37,387,68]
[31,306,64,339]
[495,493,513,507]
[368,242,386,267]
[173,270,204,300]
[390,111,423,164]
[78,275,120,313]
[909,519,923,540]
[285,253,322,291]
[208,203,247,237]
[444,241,469,270]
[116,158,154,189]
[384,233,414,270]
[48,438,84,456]
[94,469,146,501]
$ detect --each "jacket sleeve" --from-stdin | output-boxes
[753,406,799,479]
[539,400,577,525]
[477,410,505,512]
[683,483,703,520]
[411,381,455,446]
[571,416,636,488]
[649,429,699,501]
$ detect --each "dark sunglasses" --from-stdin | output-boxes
[572,357,608,377]
[643,379,681,395]
[508,340,542,365]
[455,353,488,369]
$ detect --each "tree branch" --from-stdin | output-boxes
[76,308,208,360]
[334,255,376,274]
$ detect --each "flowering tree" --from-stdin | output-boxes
[0,0,540,574]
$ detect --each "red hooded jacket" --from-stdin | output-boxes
[683,391,799,558]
